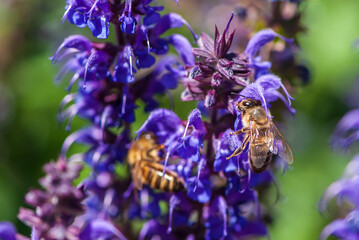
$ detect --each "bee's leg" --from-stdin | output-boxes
[229,128,250,136]
[147,144,166,162]
[226,135,250,159]
[154,144,165,151]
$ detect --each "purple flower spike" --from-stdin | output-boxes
[42,1,300,239]
[0,222,17,240]
[320,113,359,240]
[18,159,84,240]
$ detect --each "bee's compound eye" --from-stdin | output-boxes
[144,133,151,139]
[244,101,251,106]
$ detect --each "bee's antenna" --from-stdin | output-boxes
[230,92,248,99]
[238,94,249,99]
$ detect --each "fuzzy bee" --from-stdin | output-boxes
[128,132,185,192]
[227,98,293,173]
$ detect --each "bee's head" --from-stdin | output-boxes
[236,99,261,111]
[140,132,157,142]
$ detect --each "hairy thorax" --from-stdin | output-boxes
[242,107,267,128]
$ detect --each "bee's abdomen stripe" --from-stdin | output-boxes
[160,177,168,191]
[142,166,150,184]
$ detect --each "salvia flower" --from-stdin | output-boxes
[16,0,301,239]
[319,109,359,240]
[182,13,294,109]
[18,159,85,240]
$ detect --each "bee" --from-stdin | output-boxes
[227,98,293,173]
[128,132,185,192]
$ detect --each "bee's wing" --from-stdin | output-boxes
[132,160,144,190]
[270,122,293,164]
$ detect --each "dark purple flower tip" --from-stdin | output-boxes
[214,12,235,58]
[0,222,17,240]
[319,210,359,240]
[244,28,294,59]
[332,109,359,151]
[79,219,127,240]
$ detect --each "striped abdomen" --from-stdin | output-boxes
[141,162,185,192]
[249,143,273,173]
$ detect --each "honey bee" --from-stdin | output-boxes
[128,132,185,192]
[227,98,293,173]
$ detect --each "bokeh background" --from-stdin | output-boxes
[1,0,359,239]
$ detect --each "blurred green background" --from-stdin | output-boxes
[1,0,359,239]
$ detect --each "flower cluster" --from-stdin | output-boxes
[123,12,297,239]
[18,159,84,240]
[10,0,304,239]
[319,109,359,240]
